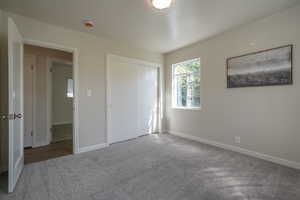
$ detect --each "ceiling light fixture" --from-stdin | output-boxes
[83,20,95,28]
[152,0,172,10]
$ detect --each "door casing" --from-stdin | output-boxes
[22,39,80,154]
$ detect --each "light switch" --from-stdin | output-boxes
[87,89,92,97]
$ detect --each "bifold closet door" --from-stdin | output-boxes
[137,65,158,136]
[107,57,157,144]
[107,60,140,144]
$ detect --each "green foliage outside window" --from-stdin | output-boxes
[173,59,200,108]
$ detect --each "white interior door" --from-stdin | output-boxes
[107,56,158,144]
[8,18,24,193]
[24,55,35,148]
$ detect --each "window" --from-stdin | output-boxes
[67,78,74,98]
[172,58,201,109]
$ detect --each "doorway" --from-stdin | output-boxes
[23,44,74,164]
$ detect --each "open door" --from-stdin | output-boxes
[8,17,24,193]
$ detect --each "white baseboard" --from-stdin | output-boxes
[77,143,108,154]
[52,121,73,126]
[159,130,168,133]
[168,130,300,170]
[33,141,50,148]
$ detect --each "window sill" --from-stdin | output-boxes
[171,107,201,111]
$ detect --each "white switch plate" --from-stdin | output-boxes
[87,89,92,97]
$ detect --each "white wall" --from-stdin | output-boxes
[164,5,300,164]
[0,11,163,155]
[51,63,73,125]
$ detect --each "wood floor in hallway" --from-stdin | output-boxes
[24,140,72,164]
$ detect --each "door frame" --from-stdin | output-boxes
[106,54,164,145]
[23,39,80,154]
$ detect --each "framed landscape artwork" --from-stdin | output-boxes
[227,45,293,88]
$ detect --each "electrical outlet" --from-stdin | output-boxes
[235,136,241,144]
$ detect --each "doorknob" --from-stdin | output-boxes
[14,113,22,119]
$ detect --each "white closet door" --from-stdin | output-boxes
[138,65,158,136]
[107,59,140,144]
[107,56,158,144]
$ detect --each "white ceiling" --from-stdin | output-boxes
[1,0,299,53]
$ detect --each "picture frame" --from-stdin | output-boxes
[227,45,293,88]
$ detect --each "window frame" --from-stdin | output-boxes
[171,58,201,110]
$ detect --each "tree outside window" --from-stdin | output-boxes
[172,58,200,108]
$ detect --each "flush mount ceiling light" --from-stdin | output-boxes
[152,0,172,10]
[83,20,95,28]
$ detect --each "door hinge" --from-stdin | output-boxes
[31,65,34,70]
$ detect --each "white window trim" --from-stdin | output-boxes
[171,58,201,110]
